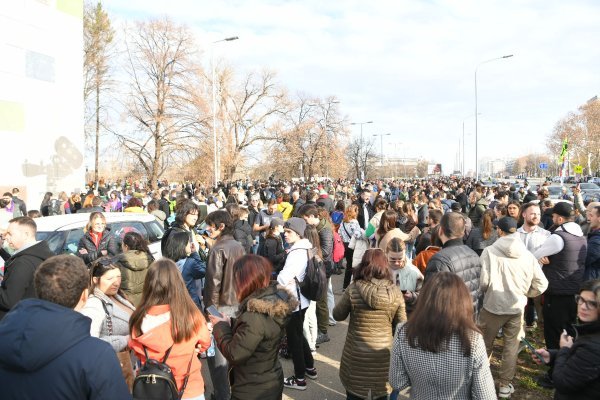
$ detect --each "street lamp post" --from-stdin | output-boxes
[350,121,373,179]
[212,36,239,187]
[474,54,513,181]
[373,133,391,166]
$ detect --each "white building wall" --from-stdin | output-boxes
[0,0,84,210]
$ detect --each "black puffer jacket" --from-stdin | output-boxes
[213,284,297,400]
[425,238,482,311]
[76,228,120,265]
[551,320,600,400]
[261,236,286,273]
[233,220,253,254]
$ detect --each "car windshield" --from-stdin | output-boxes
[580,183,599,190]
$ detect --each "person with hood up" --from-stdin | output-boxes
[277,217,317,390]
[0,255,130,399]
[210,255,297,400]
[334,248,406,400]
[478,217,548,399]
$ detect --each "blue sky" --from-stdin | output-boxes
[101,0,600,174]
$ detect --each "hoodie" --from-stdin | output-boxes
[480,233,549,315]
[277,238,312,310]
[0,299,130,400]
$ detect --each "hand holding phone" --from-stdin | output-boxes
[206,305,223,318]
[521,338,546,364]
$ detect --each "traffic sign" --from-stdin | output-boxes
[574,165,583,174]
[539,163,548,170]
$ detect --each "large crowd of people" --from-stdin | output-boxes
[0,176,599,399]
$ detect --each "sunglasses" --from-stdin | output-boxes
[575,294,598,309]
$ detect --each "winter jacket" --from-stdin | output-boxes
[77,228,120,266]
[339,220,360,243]
[391,265,423,313]
[204,234,245,308]
[333,278,407,399]
[550,320,600,400]
[425,238,482,312]
[80,288,135,352]
[316,196,334,214]
[175,252,206,309]
[584,229,600,280]
[277,238,312,310]
[390,324,496,400]
[541,208,554,230]
[129,304,211,399]
[213,284,297,400]
[413,242,439,269]
[150,209,166,226]
[0,241,53,320]
[377,228,410,251]
[277,201,294,221]
[479,234,548,315]
[0,299,130,400]
[466,227,498,256]
[233,220,253,254]
[262,235,286,273]
[116,250,153,306]
[468,198,489,227]
[316,217,334,263]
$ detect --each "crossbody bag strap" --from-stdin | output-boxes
[100,299,113,336]
[178,351,196,399]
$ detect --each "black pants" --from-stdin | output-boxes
[285,307,314,378]
[525,297,535,326]
[347,392,387,400]
[343,242,354,289]
[543,294,577,350]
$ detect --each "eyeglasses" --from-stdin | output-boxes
[575,294,598,309]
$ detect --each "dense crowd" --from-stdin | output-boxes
[0,176,599,400]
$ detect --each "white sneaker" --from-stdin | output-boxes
[498,383,514,398]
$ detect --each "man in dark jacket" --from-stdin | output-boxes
[159,189,172,229]
[11,188,27,216]
[0,217,53,320]
[316,189,334,213]
[291,190,305,218]
[76,196,104,213]
[0,255,130,399]
[204,210,245,400]
[354,189,374,230]
[584,204,600,280]
[425,212,482,313]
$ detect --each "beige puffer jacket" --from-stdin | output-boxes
[333,278,407,399]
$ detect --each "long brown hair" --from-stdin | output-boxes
[377,210,397,245]
[405,272,479,356]
[84,212,106,233]
[129,259,204,343]
[481,209,495,240]
[353,248,392,282]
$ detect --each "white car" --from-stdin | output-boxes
[35,212,164,259]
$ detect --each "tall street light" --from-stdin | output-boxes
[373,133,391,166]
[474,54,513,181]
[350,121,373,180]
[212,36,239,187]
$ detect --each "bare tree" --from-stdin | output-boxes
[83,1,114,187]
[347,135,376,179]
[118,18,204,189]
[215,68,288,180]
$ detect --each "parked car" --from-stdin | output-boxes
[578,182,600,196]
[547,186,572,200]
[35,212,164,259]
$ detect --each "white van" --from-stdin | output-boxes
[35,212,164,260]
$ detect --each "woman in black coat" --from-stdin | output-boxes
[260,218,286,275]
[535,279,600,399]
[77,212,120,265]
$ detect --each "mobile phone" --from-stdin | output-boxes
[521,338,545,364]
[206,305,223,318]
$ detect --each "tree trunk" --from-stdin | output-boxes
[94,80,100,189]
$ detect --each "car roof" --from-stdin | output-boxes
[35,212,157,232]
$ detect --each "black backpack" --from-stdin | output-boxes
[294,248,327,301]
[132,345,194,400]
